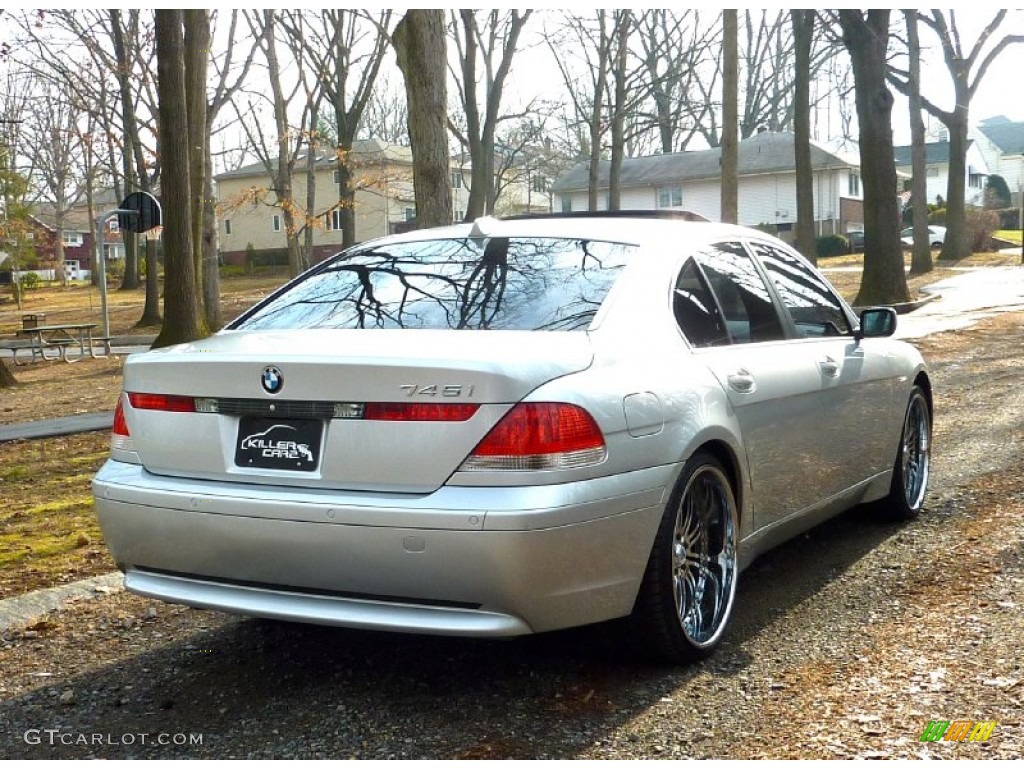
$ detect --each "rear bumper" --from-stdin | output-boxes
[93,460,670,635]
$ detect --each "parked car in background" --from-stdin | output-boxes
[845,230,865,253]
[93,212,932,663]
[901,225,946,248]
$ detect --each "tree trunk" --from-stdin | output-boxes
[940,107,970,261]
[153,10,202,348]
[202,136,222,330]
[905,11,933,275]
[393,11,452,228]
[720,10,739,224]
[839,10,909,307]
[608,11,630,211]
[185,10,210,315]
[587,13,611,211]
[138,238,161,327]
[110,10,140,291]
[791,10,815,262]
[0,359,17,388]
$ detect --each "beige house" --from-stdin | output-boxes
[216,138,554,266]
[216,138,441,266]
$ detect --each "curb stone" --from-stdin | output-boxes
[0,572,122,633]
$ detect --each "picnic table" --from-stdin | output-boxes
[10,322,110,365]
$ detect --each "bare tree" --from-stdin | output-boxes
[280,10,391,246]
[392,10,451,228]
[836,10,909,306]
[449,10,532,219]
[21,80,87,283]
[153,10,201,347]
[889,11,1024,260]
[184,10,209,323]
[634,10,715,154]
[791,10,816,262]
[360,76,409,144]
[238,10,313,277]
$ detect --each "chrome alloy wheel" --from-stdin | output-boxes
[671,464,737,648]
[901,390,931,512]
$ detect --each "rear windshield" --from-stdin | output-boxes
[231,237,634,331]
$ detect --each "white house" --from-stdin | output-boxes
[550,131,865,242]
[972,116,1024,208]
[892,138,990,208]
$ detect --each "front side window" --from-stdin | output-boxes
[749,241,851,337]
[232,237,635,332]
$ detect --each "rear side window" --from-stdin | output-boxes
[696,242,785,344]
[232,237,635,331]
[673,258,729,347]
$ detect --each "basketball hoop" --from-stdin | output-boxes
[143,225,163,242]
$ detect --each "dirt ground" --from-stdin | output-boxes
[1,275,1023,757]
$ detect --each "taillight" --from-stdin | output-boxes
[460,402,607,471]
[111,396,134,452]
[364,403,479,421]
[127,392,196,412]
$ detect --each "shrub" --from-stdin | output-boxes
[17,272,41,290]
[928,208,947,225]
[963,207,1000,253]
[816,234,850,258]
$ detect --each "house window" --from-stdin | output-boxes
[404,207,415,222]
[272,214,282,232]
[333,169,341,184]
[325,209,342,230]
[224,219,231,236]
[847,172,860,197]
[657,185,682,208]
[451,171,463,189]
[454,209,466,222]
[968,172,984,189]
[561,197,572,213]
[531,175,547,193]
[108,219,119,232]
[926,166,939,177]
[62,231,82,247]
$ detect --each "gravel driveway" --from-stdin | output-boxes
[1,313,1022,759]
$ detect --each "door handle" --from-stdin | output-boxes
[819,357,839,377]
[727,370,756,394]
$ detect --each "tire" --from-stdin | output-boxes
[882,386,932,520]
[631,452,739,663]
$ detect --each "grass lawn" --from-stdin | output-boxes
[995,229,1023,245]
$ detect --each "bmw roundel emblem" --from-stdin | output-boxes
[261,366,284,394]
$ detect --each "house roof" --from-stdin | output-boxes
[977,120,1024,155]
[550,131,856,193]
[215,138,415,182]
[893,141,958,167]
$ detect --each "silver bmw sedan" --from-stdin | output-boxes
[92,213,931,663]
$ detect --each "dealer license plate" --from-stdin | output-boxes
[235,416,322,472]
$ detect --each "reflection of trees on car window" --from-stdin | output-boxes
[750,242,850,336]
[232,237,634,332]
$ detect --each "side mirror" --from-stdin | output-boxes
[855,307,897,340]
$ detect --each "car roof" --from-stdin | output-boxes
[356,213,770,251]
